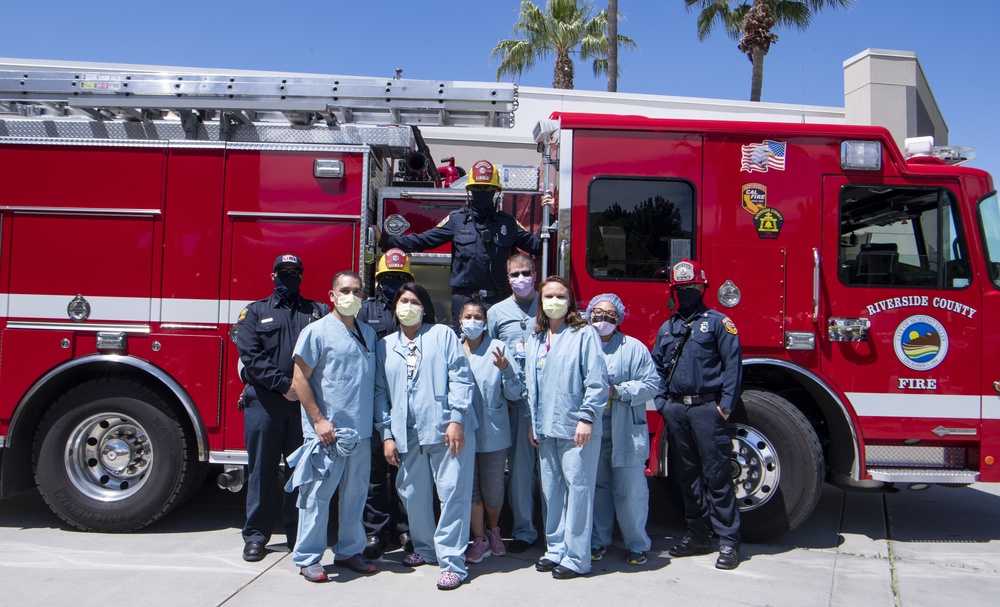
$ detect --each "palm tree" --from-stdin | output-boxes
[607,0,619,92]
[491,0,637,90]
[684,0,853,102]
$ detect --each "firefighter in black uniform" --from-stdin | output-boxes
[372,159,548,323]
[356,248,413,559]
[652,259,743,570]
[236,254,330,562]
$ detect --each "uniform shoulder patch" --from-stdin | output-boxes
[437,215,450,228]
[238,307,248,323]
[722,317,738,335]
[515,220,528,232]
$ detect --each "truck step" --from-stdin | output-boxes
[866,467,979,484]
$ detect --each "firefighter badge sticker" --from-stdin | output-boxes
[893,315,948,371]
[753,207,784,239]
[742,183,767,214]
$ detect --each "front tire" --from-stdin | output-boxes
[33,379,199,532]
[733,389,824,542]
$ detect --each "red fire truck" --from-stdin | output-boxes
[0,60,518,532]
[2,61,998,542]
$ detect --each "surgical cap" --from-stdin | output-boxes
[585,293,626,322]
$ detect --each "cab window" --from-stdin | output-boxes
[838,185,969,288]
[976,191,1000,288]
[587,177,694,280]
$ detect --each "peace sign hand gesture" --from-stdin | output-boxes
[492,346,509,371]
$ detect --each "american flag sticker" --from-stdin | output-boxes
[741,140,787,173]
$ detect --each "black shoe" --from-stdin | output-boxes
[716,545,740,570]
[242,541,265,562]
[552,564,583,579]
[399,532,413,553]
[668,535,713,558]
[363,535,386,560]
[535,557,558,572]
[335,554,377,574]
[509,539,533,553]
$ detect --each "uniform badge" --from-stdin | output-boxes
[238,307,248,323]
[500,224,508,236]
[700,321,709,333]
[723,317,738,335]
[313,308,321,320]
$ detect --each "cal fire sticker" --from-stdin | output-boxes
[742,183,767,214]
[741,140,787,173]
[753,207,784,239]
[893,315,949,371]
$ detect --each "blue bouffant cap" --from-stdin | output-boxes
[585,293,626,322]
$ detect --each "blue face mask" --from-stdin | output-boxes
[380,276,408,302]
[461,319,486,340]
[274,274,302,299]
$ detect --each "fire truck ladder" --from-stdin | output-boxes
[0,59,518,130]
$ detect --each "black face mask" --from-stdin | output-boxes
[379,275,408,302]
[469,190,497,217]
[274,274,302,299]
[675,288,703,316]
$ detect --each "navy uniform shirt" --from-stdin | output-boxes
[236,293,330,402]
[357,293,397,340]
[380,207,542,295]
[651,306,742,413]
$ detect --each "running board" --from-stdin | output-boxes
[867,467,979,484]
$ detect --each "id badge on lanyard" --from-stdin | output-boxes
[406,340,419,381]
[535,341,549,373]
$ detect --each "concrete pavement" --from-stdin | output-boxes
[1,478,997,606]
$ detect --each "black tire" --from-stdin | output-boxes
[734,389,824,542]
[33,379,200,532]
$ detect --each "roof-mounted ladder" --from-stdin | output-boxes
[0,59,518,129]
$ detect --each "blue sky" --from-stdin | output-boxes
[2,1,997,181]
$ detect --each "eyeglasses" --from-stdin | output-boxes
[508,271,532,278]
[277,269,302,278]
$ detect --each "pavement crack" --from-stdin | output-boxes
[884,493,902,607]
[217,551,292,606]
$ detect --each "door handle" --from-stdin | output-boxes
[812,248,820,322]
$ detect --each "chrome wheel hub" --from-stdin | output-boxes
[64,413,154,501]
[730,423,780,511]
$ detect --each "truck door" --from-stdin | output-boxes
[821,178,981,466]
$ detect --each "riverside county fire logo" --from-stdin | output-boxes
[893,315,948,371]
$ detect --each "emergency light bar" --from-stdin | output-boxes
[904,136,975,166]
[841,140,881,171]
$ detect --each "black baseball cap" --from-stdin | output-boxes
[273,254,303,272]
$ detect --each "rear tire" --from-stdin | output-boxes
[33,379,199,532]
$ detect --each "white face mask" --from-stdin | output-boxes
[395,302,423,327]
[542,297,569,319]
[591,320,616,337]
[461,319,485,340]
[334,293,362,317]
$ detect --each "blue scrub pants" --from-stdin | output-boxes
[397,428,476,579]
[592,412,651,552]
[507,401,539,544]
[663,400,741,548]
[292,438,371,567]
[538,435,600,574]
[242,385,300,547]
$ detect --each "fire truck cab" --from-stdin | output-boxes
[528,113,999,540]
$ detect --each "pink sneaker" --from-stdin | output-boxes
[485,527,505,556]
[465,537,491,564]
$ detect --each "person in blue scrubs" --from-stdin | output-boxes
[289,271,378,582]
[585,293,659,566]
[486,253,540,553]
[525,276,609,579]
[460,297,523,563]
[375,283,478,591]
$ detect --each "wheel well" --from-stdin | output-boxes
[742,361,858,482]
[2,356,208,499]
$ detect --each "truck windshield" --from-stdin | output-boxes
[976,192,1000,288]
